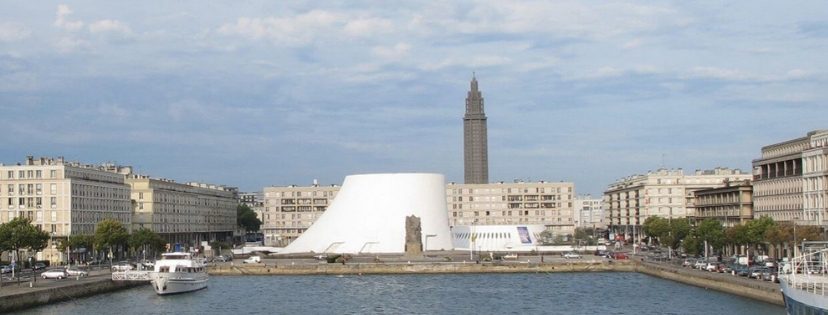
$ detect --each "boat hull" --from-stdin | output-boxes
[780,277,828,315]
[150,272,209,295]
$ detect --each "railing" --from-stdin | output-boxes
[783,275,828,297]
[112,271,151,281]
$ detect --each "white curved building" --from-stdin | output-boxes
[278,173,454,255]
[452,225,547,252]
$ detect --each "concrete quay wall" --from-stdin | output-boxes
[0,279,144,313]
[634,262,783,306]
[208,260,635,275]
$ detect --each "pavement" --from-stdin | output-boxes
[0,266,114,298]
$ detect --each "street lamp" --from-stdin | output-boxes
[793,216,799,258]
[50,232,55,264]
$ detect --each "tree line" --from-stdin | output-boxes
[0,217,166,266]
[641,216,824,257]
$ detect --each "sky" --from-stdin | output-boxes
[1,1,827,197]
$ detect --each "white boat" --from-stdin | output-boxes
[778,241,828,315]
[149,252,209,295]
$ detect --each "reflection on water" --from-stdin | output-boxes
[12,272,784,315]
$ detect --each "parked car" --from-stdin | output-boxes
[111,261,136,271]
[762,267,779,282]
[216,255,233,262]
[613,252,629,260]
[33,263,47,270]
[313,254,328,260]
[65,267,89,277]
[243,256,261,264]
[682,259,694,268]
[1,265,14,274]
[693,260,708,270]
[41,269,68,279]
[749,266,769,279]
[503,253,519,260]
[562,252,582,259]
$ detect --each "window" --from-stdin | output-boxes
[50,184,57,194]
[7,171,12,179]
[18,170,24,178]
[139,192,144,200]
[51,211,57,221]
[50,170,57,178]
[50,197,56,208]
[8,184,14,195]
[36,170,41,178]
[36,184,42,195]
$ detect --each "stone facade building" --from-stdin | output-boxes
[752,130,828,225]
[604,168,751,241]
[261,182,340,246]
[693,180,753,227]
[446,180,576,235]
[0,156,132,263]
[125,175,237,248]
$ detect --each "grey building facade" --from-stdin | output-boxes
[463,75,489,184]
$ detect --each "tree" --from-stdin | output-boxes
[642,216,670,245]
[94,219,129,264]
[695,219,726,254]
[129,228,166,259]
[664,218,691,251]
[744,216,776,256]
[237,204,262,232]
[0,217,49,285]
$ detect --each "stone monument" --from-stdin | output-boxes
[404,215,423,256]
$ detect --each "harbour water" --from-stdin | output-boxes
[14,273,784,315]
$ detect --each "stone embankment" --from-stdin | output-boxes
[208,260,634,275]
[0,278,144,313]
[635,261,783,306]
[0,259,783,313]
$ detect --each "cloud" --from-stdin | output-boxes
[54,5,84,32]
[0,22,31,42]
[217,11,342,46]
[682,67,818,82]
[344,17,394,37]
[55,36,89,53]
[88,20,132,35]
[371,42,411,59]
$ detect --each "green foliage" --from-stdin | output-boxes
[682,236,701,256]
[0,217,49,262]
[642,216,670,243]
[129,228,166,253]
[696,219,725,250]
[94,219,129,252]
[237,204,262,232]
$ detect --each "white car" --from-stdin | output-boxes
[503,253,519,260]
[41,269,68,279]
[243,256,261,264]
[65,267,89,276]
[563,252,582,259]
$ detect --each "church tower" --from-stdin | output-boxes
[463,74,489,184]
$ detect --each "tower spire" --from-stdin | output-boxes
[463,74,489,184]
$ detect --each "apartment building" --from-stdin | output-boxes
[0,156,132,263]
[446,180,576,236]
[693,180,753,227]
[261,181,340,246]
[604,168,751,241]
[126,175,237,248]
[752,130,828,225]
[575,195,604,229]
